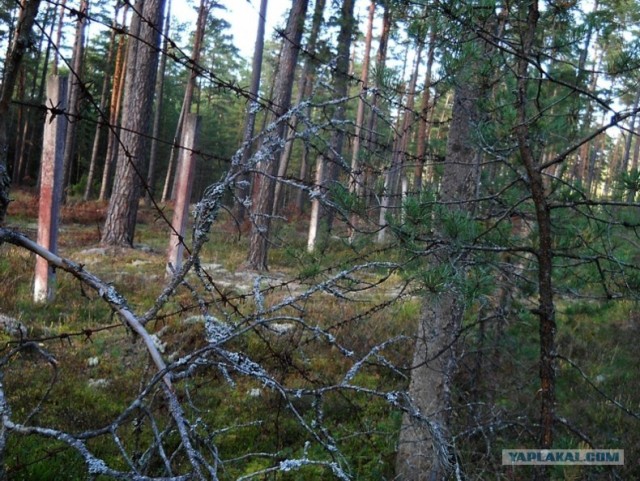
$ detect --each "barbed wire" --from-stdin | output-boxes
[1,0,640,479]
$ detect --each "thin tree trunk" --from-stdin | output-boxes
[0,0,42,226]
[247,0,309,271]
[628,119,640,201]
[351,1,376,160]
[346,0,374,239]
[307,154,324,252]
[98,4,129,201]
[61,0,88,200]
[167,113,200,272]
[51,0,67,76]
[587,116,607,197]
[514,2,556,469]
[414,24,436,192]
[320,0,356,235]
[15,3,55,185]
[84,8,119,201]
[161,0,208,203]
[630,123,640,174]
[604,135,623,198]
[145,0,172,205]
[620,89,640,178]
[272,0,326,215]
[259,45,282,135]
[362,4,391,208]
[293,0,327,217]
[378,43,423,236]
[11,65,26,183]
[234,0,269,223]
[574,1,599,185]
[378,42,423,243]
[577,48,602,188]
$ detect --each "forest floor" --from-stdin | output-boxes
[1,188,639,480]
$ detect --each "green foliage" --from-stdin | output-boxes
[619,168,640,196]
[329,182,363,215]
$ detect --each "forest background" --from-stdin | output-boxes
[0,0,639,479]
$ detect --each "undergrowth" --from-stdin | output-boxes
[0,189,638,480]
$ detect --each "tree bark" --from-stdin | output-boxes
[620,89,640,180]
[314,0,356,236]
[272,0,326,215]
[377,41,423,243]
[11,65,26,183]
[396,75,482,480]
[293,0,328,216]
[395,7,502,477]
[307,154,324,253]
[0,0,42,226]
[34,76,67,303]
[246,0,309,271]
[51,0,67,76]
[514,1,557,470]
[347,0,374,240]
[233,0,269,223]
[349,0,375,196]
[98,4,129,202]
[61,0,88,200]
[167,114,200,273]
[414,24,436,192]
[101,0,165,246]
[83,11,118,201]
[161,0,208,203]
[577,48,602,190]
[362,3,391,208]
[15,3,56,185]
[144,0,172,205]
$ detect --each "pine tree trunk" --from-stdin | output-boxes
[61,0,88,200]
[349,0,374,197]
[247,0,309,270]
[15,3,55,185]
[272,0,326,215]
[161,0,207,203]
[307,154,324,253]
[395,9,505,476]
[11,66,26,183]
[0,0,42,226]
[101,0,165,246]
[362,4,391,209]
[234,0,269,223]
[414,24,436,191]
[346,0,374,240]
[98,4,129,202]
[51,0,66,76]
[84,6,122,201]
[378,41,423,242]
[514,3,557,473]
[317,0,355,235]
[400,86,484,481]
[144,0,172,205]
[577,48,602,189]
[620,90,640,179]
[396,76,482,481]
[293,0,328,216]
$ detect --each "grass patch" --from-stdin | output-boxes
[1,189,638,479]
